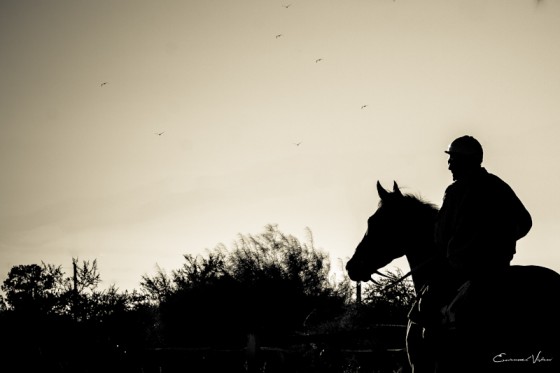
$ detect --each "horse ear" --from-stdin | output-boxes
[393,181,403,197]
[377,181,390,200]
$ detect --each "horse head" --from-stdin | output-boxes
[346,181,410,282]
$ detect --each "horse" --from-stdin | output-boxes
[346,181,560,373]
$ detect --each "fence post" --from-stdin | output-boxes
[72,259,78,319]
[246,333,258,373]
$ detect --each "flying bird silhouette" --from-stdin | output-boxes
[294,141,302,146]
[283,4,291,8]
[100,82,108,87]
[276,34,283,39]
[315,58,323,63]
[155,131,165,136]
[361,105,368,109]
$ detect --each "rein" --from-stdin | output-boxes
[370,270,410,288]
[370,256,436,291]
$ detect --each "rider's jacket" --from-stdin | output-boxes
[434,167,532,280]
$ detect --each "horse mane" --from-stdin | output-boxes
[378,189,440,218]
[408,193,439,215]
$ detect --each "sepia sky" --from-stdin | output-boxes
[1,0,559,292]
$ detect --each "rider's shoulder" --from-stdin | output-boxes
[480,169,513,189]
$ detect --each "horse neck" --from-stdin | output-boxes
[403,234,438,294]
[400,201,441,294]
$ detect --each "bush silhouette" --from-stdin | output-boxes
[141,224,353,347]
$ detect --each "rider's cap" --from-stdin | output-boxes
[445,135,483,163]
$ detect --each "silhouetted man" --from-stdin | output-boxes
[409,136,534,371]
[410,135,532,330]
[435,135,532,281]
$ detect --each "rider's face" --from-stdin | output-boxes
[448,154,476,181]
[447,154,465,180]
[448,156,460,180]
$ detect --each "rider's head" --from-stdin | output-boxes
[445,135,483,181]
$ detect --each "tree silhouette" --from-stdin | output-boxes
[1,263,65,315]
[0,259,157,373]
[72,258,101,294]
[141,224,353,347]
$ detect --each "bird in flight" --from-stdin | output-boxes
[155,131,165,136]
[294,141,302,146]
[100,82,108,87]
[276,34,283,39]
[282,4,291,8]
[315,58,323,63]
[361,105,368,109]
